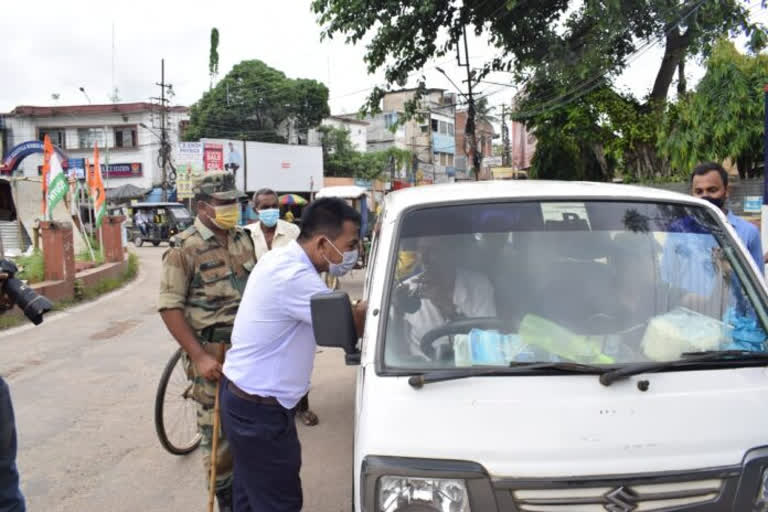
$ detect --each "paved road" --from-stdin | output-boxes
[0,246,361,511]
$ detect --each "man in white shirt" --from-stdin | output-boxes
[221,198,366,511]
[134,210,148,236]
[245,188,299,257]
[244,187,319,426]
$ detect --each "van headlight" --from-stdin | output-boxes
[378,476,470,512]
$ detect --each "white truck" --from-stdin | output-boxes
[311,180,768,512]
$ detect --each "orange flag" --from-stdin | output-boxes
[41,135,53,216]
[91,144,106,227]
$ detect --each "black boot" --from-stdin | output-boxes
[216,487,233,512]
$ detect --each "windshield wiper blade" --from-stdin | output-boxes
[680,350,768,359]
[600,350,768,386]
[408,362,607,389]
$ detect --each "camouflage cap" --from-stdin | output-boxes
[191,171,245,201]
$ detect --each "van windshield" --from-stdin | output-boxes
[382,201,768,370]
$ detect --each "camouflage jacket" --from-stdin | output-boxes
[158,217,256,334]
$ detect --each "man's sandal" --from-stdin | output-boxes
[299,410,319,426]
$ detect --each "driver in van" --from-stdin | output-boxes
[398,236,497,358]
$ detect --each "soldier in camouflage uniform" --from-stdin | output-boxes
[158,171,255,512]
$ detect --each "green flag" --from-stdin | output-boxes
[47,153,68,219]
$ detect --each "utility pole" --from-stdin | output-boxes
[501,104,510,167]
[152,59,173,202]
[460,26,480,181]
[242,137,248,195]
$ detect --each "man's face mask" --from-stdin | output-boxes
[258,208,280,228]
[323,237,358,277]
[702,196,726,209]
[205,202,239,230]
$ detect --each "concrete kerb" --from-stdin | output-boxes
[0,254,147,339]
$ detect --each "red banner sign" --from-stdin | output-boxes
[203,143,224,172]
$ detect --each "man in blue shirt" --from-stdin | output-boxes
[221,198,366,512]
[690,162,763,272]
[661,162,763,321]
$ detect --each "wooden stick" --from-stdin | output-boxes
[207,344,226,512]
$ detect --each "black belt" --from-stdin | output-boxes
[199,325,233,343]
[226,380,281,406]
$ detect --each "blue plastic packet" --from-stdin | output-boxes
[723,307,767,352]
[469,329,507,365]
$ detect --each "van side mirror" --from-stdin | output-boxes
[311,291,360,365]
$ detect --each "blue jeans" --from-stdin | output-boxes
[220,377,302,512]
[0,377,25,512]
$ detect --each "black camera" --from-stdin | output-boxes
[0,259,53,325]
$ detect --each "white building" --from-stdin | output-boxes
[307,115,369,152]
[1,102,189,191]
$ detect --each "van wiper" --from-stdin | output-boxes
[408,362,607,389]
[599,350,768,386]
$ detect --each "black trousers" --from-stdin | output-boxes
[0,377,25,512]
[220,378,302,512]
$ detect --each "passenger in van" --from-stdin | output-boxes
[399,236,497,358]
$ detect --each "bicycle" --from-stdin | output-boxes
[154,348,202,455]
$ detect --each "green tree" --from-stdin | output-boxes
[312,0,765,180]
[318,125,411,179]
[291,79,333,141]
[184,60,330,143]
[659,40,768,179]
[318,125,357,177]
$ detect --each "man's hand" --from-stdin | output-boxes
[160,309,223,380]
[712,247,732,280]
[352,299,368,338]
[192,352,222,381]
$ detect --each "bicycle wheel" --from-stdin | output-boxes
[155,348,201,455]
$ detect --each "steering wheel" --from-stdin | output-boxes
[420,317,505,360]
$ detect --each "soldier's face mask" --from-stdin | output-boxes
[203,201,239,230]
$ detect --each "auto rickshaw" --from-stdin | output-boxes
[128,202,193,247]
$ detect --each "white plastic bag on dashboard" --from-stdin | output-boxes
[642,308,724,361]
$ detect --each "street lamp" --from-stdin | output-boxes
[139,123,162,140]
[78,87,92,105]
[435,67,469,100]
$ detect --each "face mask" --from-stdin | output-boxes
[323,237,358,277]
[259,208,280,228]
[206,202,239,230]
[702,196,726,209]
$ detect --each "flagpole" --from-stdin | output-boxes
[46,173,51,221]
[102,130,110,260]
[75,180,96,261]
[88,159,95,247]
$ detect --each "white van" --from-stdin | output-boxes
[311,181,768,512]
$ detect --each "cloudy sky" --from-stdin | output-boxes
[1,1,765,116]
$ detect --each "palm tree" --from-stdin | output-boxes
[474,97,499,125]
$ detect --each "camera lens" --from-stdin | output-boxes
[4,277,53,325]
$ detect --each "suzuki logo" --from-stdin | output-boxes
[603,486,638,512]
